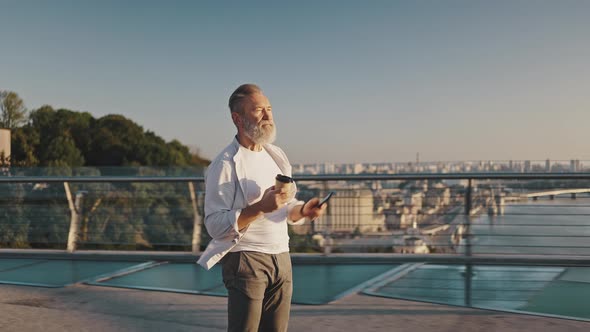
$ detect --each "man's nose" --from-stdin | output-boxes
[262,109,271,119]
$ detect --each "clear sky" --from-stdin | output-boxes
[2,0,589,164]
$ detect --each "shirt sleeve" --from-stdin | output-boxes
[203,160,244,240]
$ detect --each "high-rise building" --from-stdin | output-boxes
[571,159,581,172]
[314,188,385,233]
[0,129,10,165]
[524,160,531,173]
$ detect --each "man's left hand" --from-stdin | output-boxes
[300,198,327,221]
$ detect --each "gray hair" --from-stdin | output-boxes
[228,84,263,115]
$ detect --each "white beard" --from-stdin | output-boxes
[243,117,277,145]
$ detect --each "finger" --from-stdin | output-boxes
[306,197,320,208]
[311,203,327,212]
[309,197,320,204]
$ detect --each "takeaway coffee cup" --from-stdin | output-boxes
[275,174,293,192]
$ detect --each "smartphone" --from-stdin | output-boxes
[318,191,334,207]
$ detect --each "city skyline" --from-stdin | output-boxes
[2,1,590,164]
[291,158,587,175]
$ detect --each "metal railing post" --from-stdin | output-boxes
[189,181,202,254]
[323,182,332,255]
[464,178,473,307]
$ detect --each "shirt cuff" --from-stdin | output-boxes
[287,200,307,225]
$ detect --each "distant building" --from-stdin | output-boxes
[425,187,451,208]
[405,191,424,210]
[524,160,531,173]
[314,188,385,234]
[321,162,335,174]
[570,159,581,172]
[353,163,363,174]
[292,163,304,175]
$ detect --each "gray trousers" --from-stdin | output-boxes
[222,251,293,332]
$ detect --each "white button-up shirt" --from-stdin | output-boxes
[197,138,305,270]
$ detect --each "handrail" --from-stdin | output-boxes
[0,176,205,183]
[1,172,590,183]
[294,172,590,181]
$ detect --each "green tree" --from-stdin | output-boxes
[0,91,27,129]
[1,97,210,250]
[87,115,146,166]
[41,136,85,167]
[11,126,40,166]
[15,105,209,169]
[28,106,93,166]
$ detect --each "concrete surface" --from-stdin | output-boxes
[0,283,588,332]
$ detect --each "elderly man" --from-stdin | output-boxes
[198,84,326,332]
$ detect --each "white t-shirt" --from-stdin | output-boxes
[230,146,290,254]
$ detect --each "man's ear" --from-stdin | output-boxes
[231,112,241,128]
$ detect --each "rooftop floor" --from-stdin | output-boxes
[1,282,588,332]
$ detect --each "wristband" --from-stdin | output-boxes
[299,201,306,217]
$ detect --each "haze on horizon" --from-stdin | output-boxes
[2,0,589,164]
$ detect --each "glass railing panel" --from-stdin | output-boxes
[1,170,590,257]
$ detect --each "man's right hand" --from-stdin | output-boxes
[256,186,289,213]
[237,186,290,231]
